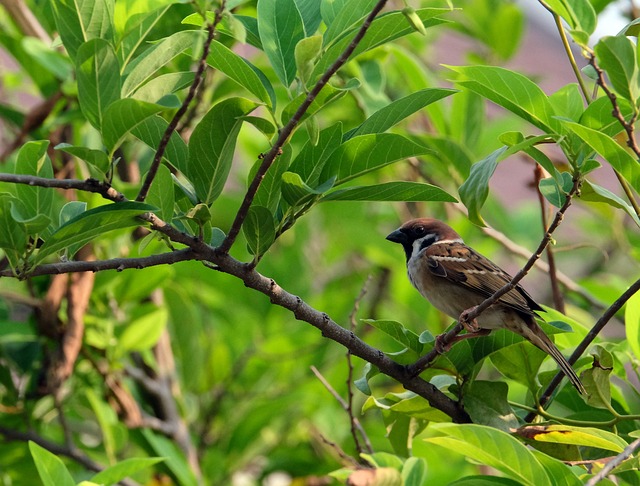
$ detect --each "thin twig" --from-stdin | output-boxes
[408,176,581,376]
[310,366,373,458]
[589,54,640,158]
[0,174,126,201]
[218,0,391,253]
[136,8,224,202]
[0,250,195,278]
[584,438,640,486]
[346,276,374,455]
[534,165,564,313]
[526,275,640,422]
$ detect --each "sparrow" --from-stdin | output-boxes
[386,218,585,394]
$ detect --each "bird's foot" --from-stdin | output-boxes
[434,334,450,354]
[459,306,481,333]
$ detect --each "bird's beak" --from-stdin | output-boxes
[386,229,407,244]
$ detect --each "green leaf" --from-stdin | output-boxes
[580,180,640,227]
[323,0,377,46]
[530,450,582,486]
[257,0,306,87]
[402,457,428,486]
[0,195,28,268]
[294,0,322,35]
[426,424,550,486]
[118,307,168,354]
[321,133,432,186]
[288,123,342,186]
[464,381,518,432]
[459,146,506,225]
[21,37,73,79]
[594,36,639,102]
[14,141,54,221]
[91,458,165,484]
[344,88,457,140]
[207,40,273,107]
[51,0,114,58]
[490,342,546,390]
[141,429,197,486]
[311,9,450,83]
[281,171,323,206]
[186,97,258,204]
[295,35,322,84]
[447,65,558,133]
[362,319,422,354]
[55,143,111,177]
[85,389,117,462]
[122,30,203,97]
[102,99,165,152]
[243,206,276,256]
[322,181,456,202]
[29,441,75,486]
[521,425,627,453]
[449,477,522,486]
[626,290,640,361]
[582,345,613,409]
[132,72,195,104]
[539,172,573,208]
[130,115,189,173]
[34,202,155,265]
[354,362,378,395]
[118,5,173,68]
[59,201,87,226]
[561,120,640,192]
[543,0,596,41]
[76,39,121,130]
[9,202,51,235]
[580,95,632,137]
[147,165,175,221]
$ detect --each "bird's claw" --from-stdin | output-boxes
[435,334,449,354]
[460,306,481,333]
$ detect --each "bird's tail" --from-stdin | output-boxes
[522,319,586,395]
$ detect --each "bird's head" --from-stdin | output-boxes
[386,218,462,261]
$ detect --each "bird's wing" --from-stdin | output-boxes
[425,242,542,315]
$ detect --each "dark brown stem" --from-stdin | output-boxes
[218,0,390,253]
[136,11,223,202]
[534,165,564,312]
[526,275,640,422]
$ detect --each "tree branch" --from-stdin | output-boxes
[217,0,390,253]
[0,250,195,278]
[0,174,126,202]
[136,6,225,202]
[584,438,640,486]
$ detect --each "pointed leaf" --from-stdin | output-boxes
[447,65,559,133]
[76,39,121,130]
[34,202,155,265]
[122,30,204,97]
[459,146,506,225]
[207,40,273,106]
[130,115,189,173]
[55,143,111,177]
[147,165,175,221]
[464,381,519,432]
[626,290,640,361]
[29,441,75,486]
[132,72,195,104]
[594,36,639,102]
[187,97,258,204]
[288,123,342,186]
[519,425,627,453]
[426,424,550,486]
[91,458,165,484]
[51,0,114,58]
[345,88,457,140]
[243,205,275,256]
[321,133,432,186]
[14,141,53,221]
[102,99,165,152]
[580,180,640,227]
[322,181,456,202]
[257,0,305,87]
[362,319,422,354]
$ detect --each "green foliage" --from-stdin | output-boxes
[1,0,640,484]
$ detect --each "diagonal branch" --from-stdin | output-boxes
[584,438,640,486]
[136,6,225,202]
[217,0,390,253]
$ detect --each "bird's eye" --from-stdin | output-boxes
[414,225,426,236]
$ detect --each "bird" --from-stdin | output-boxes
[386,217,585,394]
